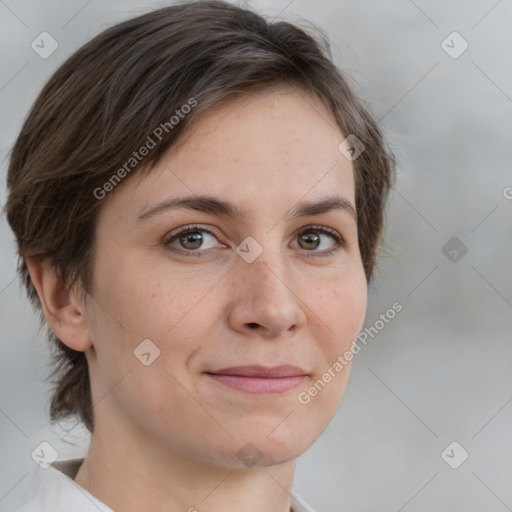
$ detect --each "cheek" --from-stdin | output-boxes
[91,251,207,339]
[311,269,368,350]
[335,275,367,334]
[89,262,224,402]
[297,273,366,435]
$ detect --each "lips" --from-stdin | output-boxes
[208,365,308,378]
[205,365,308,394]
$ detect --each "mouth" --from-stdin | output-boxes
[204,365,309,394]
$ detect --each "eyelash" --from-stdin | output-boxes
[163,224,346,257]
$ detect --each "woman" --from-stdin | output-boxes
[5,1,395,510]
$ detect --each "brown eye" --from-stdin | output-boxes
[178,231,204,250]
[164,225,222,255]
[293,226,345,256]
[298,231,321,250]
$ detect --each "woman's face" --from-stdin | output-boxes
[84,87,368,467]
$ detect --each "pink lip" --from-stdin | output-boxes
[205,365,308,394]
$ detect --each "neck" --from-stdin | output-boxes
[73,416,297,512]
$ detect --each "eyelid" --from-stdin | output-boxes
[163,223,220,244]
[297,224,345,243]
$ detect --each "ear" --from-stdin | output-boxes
[26,257,93,352]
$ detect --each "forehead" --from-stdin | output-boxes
[104,88,355,221]
[173,87,349,169]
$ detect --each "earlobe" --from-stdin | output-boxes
[26,257,93,352]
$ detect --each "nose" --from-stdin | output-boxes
[226,249,307,339]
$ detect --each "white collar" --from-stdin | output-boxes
[17,460,112,512]
[18,458,316,512]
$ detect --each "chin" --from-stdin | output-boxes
[229,420,317,467]
[212,437,310,469]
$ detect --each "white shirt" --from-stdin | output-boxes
[17,458,317,512]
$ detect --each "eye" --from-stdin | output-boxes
[163,224,223,256]
[293,225,345,256]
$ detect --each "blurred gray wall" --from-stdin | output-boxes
[1,1,511,510]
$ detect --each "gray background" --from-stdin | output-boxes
[1,1,511,511]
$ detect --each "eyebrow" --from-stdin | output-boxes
[137,194,357,223]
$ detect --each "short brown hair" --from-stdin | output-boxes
[4,0,395,433]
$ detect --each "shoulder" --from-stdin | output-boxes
[16,461,112,512]
[290,491,317,512]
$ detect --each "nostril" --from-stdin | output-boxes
[247,322,259,329]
